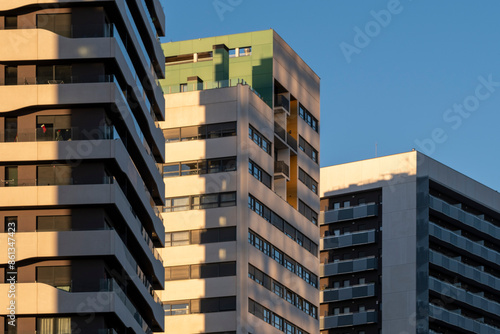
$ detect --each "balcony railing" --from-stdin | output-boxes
[274,122,298,151]
[0,177,113,187]
[163,78,263,99]
[274,160,290,178]
[0,126,114,143]
[274,94,290,113]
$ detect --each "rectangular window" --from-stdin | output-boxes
[298,200,318,226]
[248,125,271,154]
[298,168,318,195]
[37,14,72,38]
[5,16,17,29]
[164,122,236,142]
[36,115,71,141]
[37,317,72,334]
[166,227,236,246]
[36,65,72,84]
[298,136,318,163]
[248,160,272,188]
[4,217,17,233]
[5,166,18,187]
[5,66,17,85]
[239,46,252,56]
[4,117,17,142]
[37,165,72,185]
[36,266,71,291]
[298,104,319,132]
[37,216,71,231]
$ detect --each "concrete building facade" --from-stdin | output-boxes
[319,151,500,334]
[0,0,167,333]
[159,30,321,334]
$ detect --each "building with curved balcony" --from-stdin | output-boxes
[158,30,320,334]
[0,0,166,333]
[320,151,500,334]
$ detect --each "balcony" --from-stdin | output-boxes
[321,256,378,276]
[320,203,378,225]
[0,282,150,334]
[163,78,262,99]
[274,94,290,114]
[0,125,113,143]
[321,283,376,303]
[320,310,378,330]
[274,122,298,152]
[274,160,290,180]
[429,304,500,334]
[321,229,376,250]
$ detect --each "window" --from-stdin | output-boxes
[163,157,237,177]
[298,104,319,132]
[249,299,309,334]
[239,46,252,56]
[166,227,236,246]
[248,160,272,188]
[248,230,318,288]
[36,115,72,141]
[37,317,72,334]
[298,136,318,163]
[165,296,236,315]
[298,168,318,195]
[4,166,17,187]
[299,200,318,226]
[37,266,71,291]
[36,65,72,84]
[343,280,350,287]
[37,165,72,185]
[164,122,237,142]
[249,125,271,154]
[164,301,189,315]
[5,16,17,29]
[4,217,17,233]
[5,66,17,85]
[4,117,17,142]
[164,192,236,212]
[166,262,236,281]
[333,202,340,209]
[37,216,71,231]
[359,305,366,312]
[180,83,187,92]
[359,278,366,285]
[249,195,318,257]
[37,14,71,37]
[228,49,236,57]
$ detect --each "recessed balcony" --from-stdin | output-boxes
[274,94,290,115]
[274,160,290,180]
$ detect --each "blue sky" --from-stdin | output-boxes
[162,0,500,192]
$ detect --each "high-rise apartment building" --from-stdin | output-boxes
[159,30,320,334]
[319,151,500,334]
[0,1,166,333]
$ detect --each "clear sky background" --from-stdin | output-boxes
[161,0,500,192]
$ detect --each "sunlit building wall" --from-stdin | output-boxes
[320,151,500,334]
[159,30,321,334]
[0,0,166,332]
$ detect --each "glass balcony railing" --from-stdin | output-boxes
[163,78,262,99]
[429,222,500,267]
[429,195,500,239]
[321,283,376,302]
[322,229,376,250]
[429,277,500,317]
[320,310,378,329]
[320,203,378,224]
[429,250,500,291]
[321,256,378,276]
[0,176,113,187]
[0,126,114,143]
[429,304,500,334]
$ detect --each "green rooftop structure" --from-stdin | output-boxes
[160,29,319,110]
